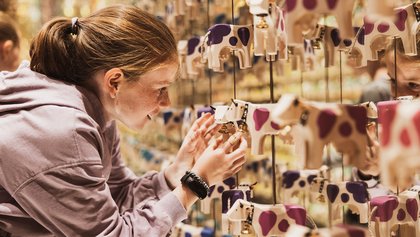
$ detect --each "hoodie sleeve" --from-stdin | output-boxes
[10,109,187,237]
[106,130,173,213]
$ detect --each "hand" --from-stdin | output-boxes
[164,113,221,188]
[191,131,248,186]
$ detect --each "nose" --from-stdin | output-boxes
[159,90,171,108]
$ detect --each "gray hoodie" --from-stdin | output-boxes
[0,61,187,237]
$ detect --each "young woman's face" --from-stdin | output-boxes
[386,52,420,98]
[115,63,178,130]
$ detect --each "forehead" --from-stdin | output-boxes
[141,63,179,85]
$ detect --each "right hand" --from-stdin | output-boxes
[191,131,248,186]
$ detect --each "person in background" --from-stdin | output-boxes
[0,11,20,71]
[385,37,420,98]
[0,5,247,237]
[358,55,391,104]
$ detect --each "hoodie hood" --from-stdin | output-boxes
[0,61,107,129]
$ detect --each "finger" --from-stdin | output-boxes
[193,113,212,130]
[227,136,247,158]
[231,164,243,175]
[213,136,224,149]
[204,124,222,140]
[231,154,246,167]
[222,132,243,152]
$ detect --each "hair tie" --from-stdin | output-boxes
[71,17,79,35]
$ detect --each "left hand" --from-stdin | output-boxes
[164,113,221,188]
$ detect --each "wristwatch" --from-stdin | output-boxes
[180,171,210,200]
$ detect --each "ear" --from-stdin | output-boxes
[0,40,14,59]
[103,68,124,98]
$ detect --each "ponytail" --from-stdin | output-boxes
[29,5,178,85]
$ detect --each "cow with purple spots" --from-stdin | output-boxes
[203,24,253,72]
[363,3,420,62]
[272,94,376,175]
[281,166,328,204]
[225,199,306,236]
[304,24,352,67]
[200,177,236,214]
[246,0,288,61]
[185,36,206,78]
[221,184,254,235]
[310,178,370,223]
[218,99,292,155]
[369,185,420,237]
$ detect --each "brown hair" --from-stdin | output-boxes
[386,37,420,64]
[30,5,177,84]
[0,11,19,46]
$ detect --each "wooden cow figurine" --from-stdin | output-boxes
[285,224,371,237]
[185,36,205,78]
[285,0,355,45]
[221,184,254,235]
[246,0,288,61]
[272,94,371,172]
[369,186,420,237]
[224,100,285,155]
[204,24,253,72]
[378,100,420,192]
[310,178,370,223]
[304,24,352,67]
[281,166,328,203]
[200,177,236,214]
[225,199,306,236]
[363,3,420,62]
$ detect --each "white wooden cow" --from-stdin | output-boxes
[310,178,370,223]
[246,0,288,61]
[185,36,205,78]
[285,0,355,45]
[281,166,328,203]
[363,3,420,62]
[272,94,371,173]
[378,100,420,192]
[221,184,254,234]
[304,24,353,67]
[225,199,306,236]
[223,99,286,155]
[204,24,253,72]
[369,185,420,237]
[200,177,236,214]
[285,224,370,237]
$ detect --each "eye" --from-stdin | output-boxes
[408,82,420,91]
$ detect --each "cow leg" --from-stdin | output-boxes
[358,203,369,223]
[378,221,391,237]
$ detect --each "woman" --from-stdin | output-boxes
[0,5,247,237]
[385,37,420,98]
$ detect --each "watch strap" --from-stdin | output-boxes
[180,171,210,200]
